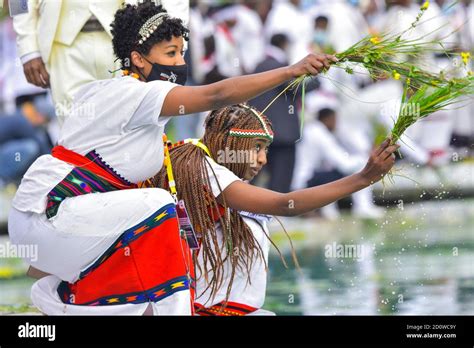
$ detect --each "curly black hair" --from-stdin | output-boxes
[111,0,189,69]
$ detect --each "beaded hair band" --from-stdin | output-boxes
[137,12,168,45]
[228,105,274,142]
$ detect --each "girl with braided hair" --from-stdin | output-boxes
[8,0,336,315]
[146,104,400,316]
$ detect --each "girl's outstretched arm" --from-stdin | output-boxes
[220,139,399,216]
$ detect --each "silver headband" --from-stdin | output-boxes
[138,13,168,45]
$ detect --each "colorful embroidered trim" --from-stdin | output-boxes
[194,301,258,316]
[84,150,132,186]
[78,204,176,279]
[58,276,190,306]
[57,204,195,307]
[228,128,273,140]
[46,148,136,219]
[229,104,274,141]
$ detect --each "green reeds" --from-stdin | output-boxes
[259,1,473,150]
[391,75,474,144]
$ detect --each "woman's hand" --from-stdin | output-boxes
[288,53,338,78]
[359,138,400,185]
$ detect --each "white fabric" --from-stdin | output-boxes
[30,275,192,315]
[54,0,106,46]
[322,0,369,53]
[10,188,174,282]
[337,80,430,165]
[47,30,120,126]
[188,7,212,83]
[265,1,312,64]
[9,188,192,315]
[20,51,41,64]
[195,215,271,311]
[378,4,441,74]
[12,77,178,214]
[233,4,265,72]
[214,24,242,77]
[212,5,238,23]
[159,0,189,26]
[196,161,271,311]
[204,157,241,198]
[292,120,366,190]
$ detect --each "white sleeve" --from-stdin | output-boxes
[128,80,178,128]
[204,158,241,198]
[20,51,41,64]
[12,0,40,58]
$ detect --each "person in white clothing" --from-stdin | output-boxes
[308,0,369,53]
[232,1,265,73]
[13,0,189,126]
[265,0,313,64]
[211,5,243,78]
[8,1,337,315]
[292,108,383,219]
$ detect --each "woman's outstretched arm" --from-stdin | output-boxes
[160,53,336,116]
[220,139,399,217]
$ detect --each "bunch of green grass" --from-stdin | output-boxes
[259,1,460,138]
[259,1,474,151]
[391,75,474,144]
[380,74,473,185]
[333,0,458,85]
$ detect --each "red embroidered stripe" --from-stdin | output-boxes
[194,301,257,316]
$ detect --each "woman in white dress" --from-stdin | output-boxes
[7,1,336,315]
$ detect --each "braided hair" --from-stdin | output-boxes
[151,104,274,307]
[111,0,189,69]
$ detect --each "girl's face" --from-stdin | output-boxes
[243,138,271,181]
[131,35,185,78]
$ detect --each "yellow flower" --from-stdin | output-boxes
[392,70,401,80]
[370,37,381,45]
[468,70,473,77]
[461,52,471,65]
[421,1,429,11]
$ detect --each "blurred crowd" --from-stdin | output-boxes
[0,0,473,219]
[176,0,474,218]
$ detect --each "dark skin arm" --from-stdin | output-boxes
[220,139,399,216]
[160,53,337,116]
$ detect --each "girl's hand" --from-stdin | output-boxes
[288,53,338,78]
[360,138,400,185]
